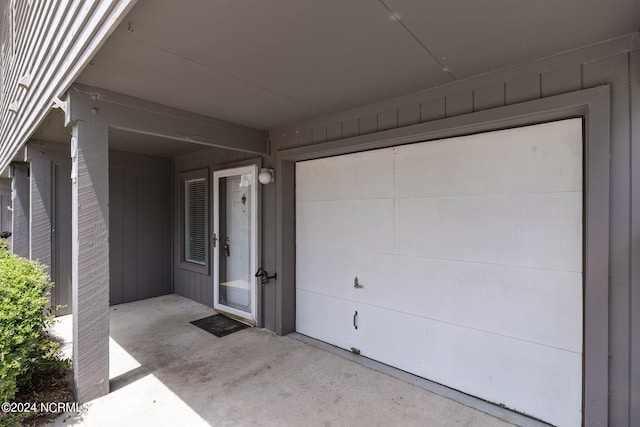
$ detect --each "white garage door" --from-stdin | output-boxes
[296,119,583,427]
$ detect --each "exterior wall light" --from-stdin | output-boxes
[258,168,274,184]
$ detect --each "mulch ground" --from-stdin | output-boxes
[1,366,74,427]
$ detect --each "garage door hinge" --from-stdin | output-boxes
[350,347,361,355]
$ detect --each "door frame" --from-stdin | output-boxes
[213,164,259,324]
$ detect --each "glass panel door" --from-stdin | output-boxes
[213,165,258,323]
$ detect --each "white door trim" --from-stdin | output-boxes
[213,164,259,323]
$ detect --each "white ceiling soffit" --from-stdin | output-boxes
[77,0,639,131]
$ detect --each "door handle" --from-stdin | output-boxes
[224,236,230,256]
[353,310,358,329]
[255,267,277,286]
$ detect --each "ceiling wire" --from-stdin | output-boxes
[378,0,456,81]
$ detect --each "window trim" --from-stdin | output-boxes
[179,168,209,274]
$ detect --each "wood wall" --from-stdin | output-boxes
[109,150,172,305]
[0,178,10,234]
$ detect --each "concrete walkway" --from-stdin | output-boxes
[49,294,516,427]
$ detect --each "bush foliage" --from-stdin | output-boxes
[0,239,66,403]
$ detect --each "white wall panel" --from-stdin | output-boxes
[396,193,582,271]
[297,245,582,352]
[296,119,583,427]
[356,304,582,427]
[296,149,395,201]
[296,289,358,352]
[395,119,583,198]
[296,245,363,300]
[296,199,394,252]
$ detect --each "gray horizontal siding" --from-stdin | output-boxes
[109,150,172,305]
[0,0,137,176]
[269,35,640,427]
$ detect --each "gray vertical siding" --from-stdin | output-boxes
[0,178,11,234]
[629,49,640,426]
[582,53,631,427]
[51,160,72,316]
[109,150,172,305]
[173,150,216,308]
[261,158,277,333]
[269,38,640,427]
[10,163,28,257]
[28,149,53,269]
[25,142,72,316]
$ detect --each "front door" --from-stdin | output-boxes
[213,165,258,324]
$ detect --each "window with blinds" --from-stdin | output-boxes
[184,177,207,265]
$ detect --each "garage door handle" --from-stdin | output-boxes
[353,310,358,329]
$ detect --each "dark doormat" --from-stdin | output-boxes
[190,314,249,337]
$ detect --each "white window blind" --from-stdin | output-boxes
[184,177,206,265]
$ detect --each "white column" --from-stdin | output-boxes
[10,163,29,258]
[71,121,110,402]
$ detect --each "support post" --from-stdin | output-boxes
[10,163,29,257]
[71,121,109,402]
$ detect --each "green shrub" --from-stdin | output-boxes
[0,239,66,403]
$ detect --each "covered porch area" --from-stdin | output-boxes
[1,0,637,425]
[50,294,521,427]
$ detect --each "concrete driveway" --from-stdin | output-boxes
[49,294,519,427]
